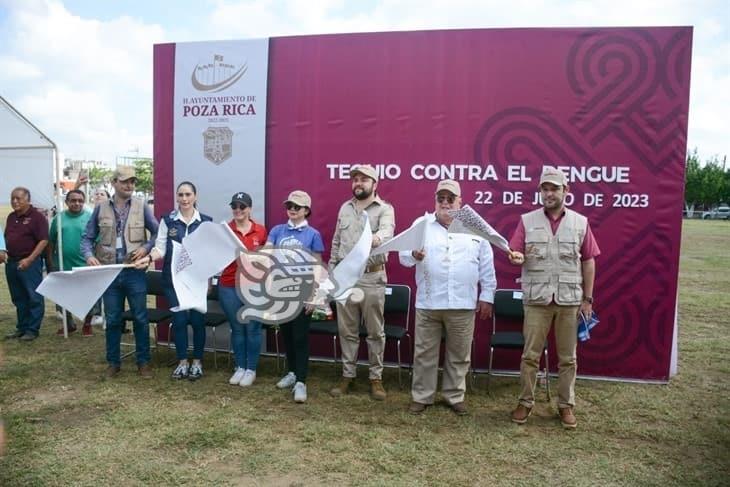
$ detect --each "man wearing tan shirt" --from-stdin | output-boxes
[329,164,395,400]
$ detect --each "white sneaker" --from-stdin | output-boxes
[276,372,297,389]
[91,315,104,326]
[229,367,246,385]
[239,369,256,387]
[293,382,307,403]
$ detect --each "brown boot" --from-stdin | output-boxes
[330,377,353,397]
[511,404,532,424]
[106,365,121,378]
[559,407,577,429]
[449,401,468,416]
[370,379,387,401]
[137,364,153,379]
[409,402,428,414]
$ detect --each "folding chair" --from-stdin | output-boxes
[121,270,173,361]
[260,322,282,372]
[358,284,411,388]
[487,289,550,400]
[309,301,339,376]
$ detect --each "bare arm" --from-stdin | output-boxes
[580,258,596,316]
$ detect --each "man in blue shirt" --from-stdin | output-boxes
[81,166,158,378]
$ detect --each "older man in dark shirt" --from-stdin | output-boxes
[4,187,49,341]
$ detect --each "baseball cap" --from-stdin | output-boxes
[350,164,378,182]
[113,166,137,182]
[435,179,461,196]
[284,190,312,208]
[539,166,568,187]
[230,191,253,207]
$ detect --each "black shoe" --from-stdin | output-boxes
[5,330,23,339]
[19,333,38,341]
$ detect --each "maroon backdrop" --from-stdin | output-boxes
[154,27,692,381]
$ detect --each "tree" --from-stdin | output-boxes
[684,151,729,212]
[87,166,113,188]
[684,150,701,214]
[133,159,153,197]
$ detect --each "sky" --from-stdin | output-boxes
[0,0,728,165]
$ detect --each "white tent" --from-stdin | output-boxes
[0,95,58,211]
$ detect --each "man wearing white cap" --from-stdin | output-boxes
[329,164,395,401]
[508,166,600,429]
[399,180,496,415]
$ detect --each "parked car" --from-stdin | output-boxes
[702,205,730,220]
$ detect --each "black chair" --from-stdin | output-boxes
[121,270,173,361]
[203,298,229,370]
[487,289,550,400]
[358,284,412,388]
[260,321,283,372]
[309,301,340,376]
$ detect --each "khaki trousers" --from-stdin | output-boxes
[411,308,475,405]
[519,303,579,409]
[335,272,385,380]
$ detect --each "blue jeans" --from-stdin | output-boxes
[103,268,149,367]
[164,287,206,361]
[5,258,45,336]
[218,285,262,370]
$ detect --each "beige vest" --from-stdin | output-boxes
[520,208,587,306]
[94,198,146,264]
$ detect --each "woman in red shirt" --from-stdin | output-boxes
[218,192,267,387]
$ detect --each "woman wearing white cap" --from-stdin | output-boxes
[265,190,325,403]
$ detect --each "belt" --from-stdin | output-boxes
[365,264,384,273]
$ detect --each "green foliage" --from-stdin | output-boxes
[133,159,153,195]
[684,149,730,207]
[87,166,113,188]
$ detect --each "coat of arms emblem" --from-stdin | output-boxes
[203,127,233,164]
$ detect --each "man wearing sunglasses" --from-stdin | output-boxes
[81,166,159,378]
[329,164,395,401]
[399,180,496,415]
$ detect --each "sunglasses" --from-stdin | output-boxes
[230,203,248,210]
[436,194,456,204]
[285,203,304,211]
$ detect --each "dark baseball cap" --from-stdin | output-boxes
[230,191,252,207]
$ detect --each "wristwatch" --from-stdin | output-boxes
[582,296,594,304]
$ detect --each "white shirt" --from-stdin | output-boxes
[152,209,202,259]
[399,213,496,310]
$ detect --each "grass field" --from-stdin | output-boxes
[0,218,728,486]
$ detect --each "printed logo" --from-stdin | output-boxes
[191,54,247,93]
[203,126,233,164]
[235,247,363,324]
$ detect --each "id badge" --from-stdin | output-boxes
[116,236,123,249]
